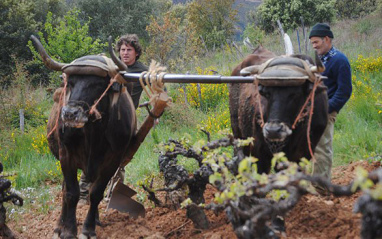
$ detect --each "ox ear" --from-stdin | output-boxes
[240,65,261,76]
[310,51,325,73]
[306,81,327,94]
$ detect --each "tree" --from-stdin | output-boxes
[146,13,181,65]
[27,9,106,86]
[0,0,67,84]
[145,7,201,70]
[335,0,377,19]
[77,0,154,42]
[256,0,336,33]
[186,0,238,49]
[0,0,37,83]
[242,23,266,46]
[378,0,382,17]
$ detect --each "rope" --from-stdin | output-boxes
[89,78,116,119]
[88,56,128,119]
[255,78,265,128]
[47,73,68,138]
[306,79,320,163]
[292,84,315,129]
[290,77,321,162]
[138,60,172,110]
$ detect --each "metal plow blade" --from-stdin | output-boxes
[106,181,145,219]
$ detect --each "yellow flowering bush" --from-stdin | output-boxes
[199,102,231,134]
[31,125,50,155]
[46,161,62,178]
[178,66,229,110]
[351,51,382,73]
[349,54,382,116]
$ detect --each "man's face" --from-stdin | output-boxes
[119,43,138,66]
[310,36,332,56]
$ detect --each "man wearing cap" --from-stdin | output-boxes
[309,23,352,189]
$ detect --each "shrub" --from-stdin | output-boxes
[199,101,231,134]
[349,53,382,118]
[351,51,382,73]
[177,66,229,111]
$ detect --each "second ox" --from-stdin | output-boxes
[229,46,328,174]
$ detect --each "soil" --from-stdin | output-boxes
[7,160,381,239]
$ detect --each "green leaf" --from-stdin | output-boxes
[180,198,193,208]
[209,172,223,185]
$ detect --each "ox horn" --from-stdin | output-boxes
[108,36,127,71]
[30,35,67,71]
[310,51,325,73]
[240,65,261,76]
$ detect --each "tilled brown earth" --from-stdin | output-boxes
[8,160,380,239]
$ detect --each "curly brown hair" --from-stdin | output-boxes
[115,34,143,61]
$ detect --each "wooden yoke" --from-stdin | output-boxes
[120,91,170,167]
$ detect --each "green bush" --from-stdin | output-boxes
[242,23,266,45]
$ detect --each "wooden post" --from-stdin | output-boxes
[19,109,24,132]
[300,16,308,54]
[296,29,301,54]
[120,92,170,167]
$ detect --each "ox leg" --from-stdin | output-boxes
[54,160,80,239]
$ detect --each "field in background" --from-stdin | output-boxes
[0,15,381,213]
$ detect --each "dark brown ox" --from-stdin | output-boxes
[31,35,135,239]
[229,46,328,174]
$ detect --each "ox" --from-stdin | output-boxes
[229,46,328,174]
[31,35,135,239]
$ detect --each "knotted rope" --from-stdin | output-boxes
[138,60,172,115]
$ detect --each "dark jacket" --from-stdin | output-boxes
[320,47,352,113]
[127,61,148,109]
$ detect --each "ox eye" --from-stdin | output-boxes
[66,81,74,88]
[258,86,270,98]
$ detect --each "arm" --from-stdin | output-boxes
[328,59,352,113]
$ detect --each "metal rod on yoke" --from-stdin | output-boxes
[121,72,255,84]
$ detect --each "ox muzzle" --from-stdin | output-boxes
[61,104,88,128]
[262,121,292,142]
